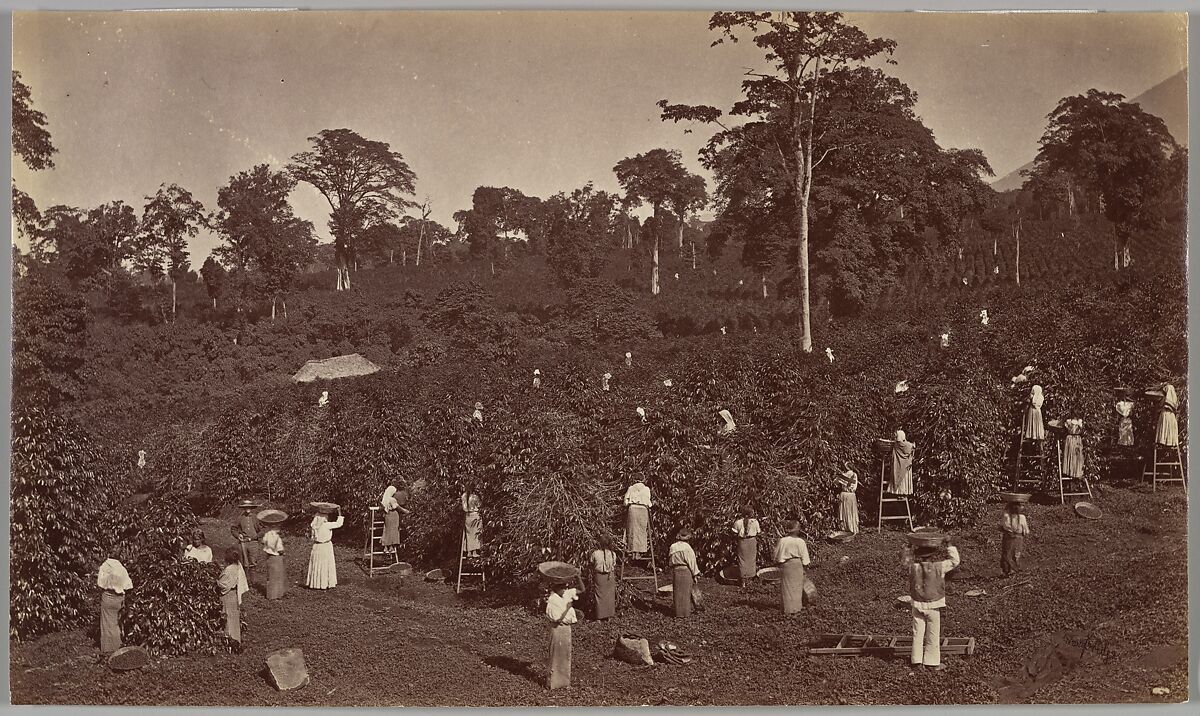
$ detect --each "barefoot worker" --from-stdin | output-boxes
[901,534,961,671]
[890,431,915,495]
[623,476,652,560]
[731,505,761,588]
[258,509,288,600]
[1023,385,1046,442]
[97,558,133,656]
[306,503,345,590]
[773,520,811,614]
[218,546,248,653]
[668,528,701,618]
[590,534,617,621]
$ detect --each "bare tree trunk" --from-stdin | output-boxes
[762,272,768,299]
[490,261,495,276]
[652,231,662,292]
[624,220,632,249]
[389,249,394,264]
[402,247,407,266]
[171,279,177,322]
[282,296,287,319]
[677,216,684,250]
[1015,220,1021,286]
[212,297,217,309]
[691,239,696,270]
[271,295,277,321]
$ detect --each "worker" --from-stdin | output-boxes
[462,485,483,557]
[590,534,617,621]
[773,520,811,615]
[1114,390,1135,447]
[258,509,288,600]
[902,535,961,671]
[837,467,860,535]
[380,485,411,560]
[730,505,760,588]
[306,504,345,590]
[1156,383,1180,447]
[546,572,585,690]
[622,477,652,560]
[668,528,701,618]
[999,499,1030,577]
[183,529,213,563]
[891,430,915,495]
[218,546,248,653]
[1061,417,1085,481]
[234,500,260,569]
[97,558,133,656]
[1022,385,1046,441]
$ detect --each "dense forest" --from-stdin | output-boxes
[10,12,1187,658]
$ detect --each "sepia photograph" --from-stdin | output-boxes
[7,6,1191,707]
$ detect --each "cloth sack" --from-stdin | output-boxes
[614,634,654,666]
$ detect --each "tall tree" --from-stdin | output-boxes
[38,202,139,288]
[288,129,417,291]
[136,184,208,320]
[1027,89,1181,269]
[455,186,542,274]
[543,182,619,287]
[668,172,708,255]
[660,11,897,351]
[199,255,227,309]
[613,148,689,295]
[12,71,57,242]
[212,164,317,319]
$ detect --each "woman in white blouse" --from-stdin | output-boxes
[545,574,585,690]
[773,520,812,615]
[730,506,760,588]
[183,529,213,563]
[306,505,344,590]
[462,486,483,557]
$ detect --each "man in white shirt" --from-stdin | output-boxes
[902,538,962,671]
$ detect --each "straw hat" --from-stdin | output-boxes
[236,499,263,509]
[257,509,288,524]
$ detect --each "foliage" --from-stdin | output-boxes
[12,70,56,171]
[12,268,91,406]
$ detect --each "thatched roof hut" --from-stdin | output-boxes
[292,354,380,383]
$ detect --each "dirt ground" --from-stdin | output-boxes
[9,485,1190,706]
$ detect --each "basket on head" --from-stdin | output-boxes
[257,509,288,524]
[309,501,339,513]
[999,493,1031,504]
[1074,501,1102,520]
[236,499,263,509]
[537,561,580,583]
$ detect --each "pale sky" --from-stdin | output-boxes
[11,10,1188,266]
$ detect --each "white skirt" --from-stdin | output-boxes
[306,541,337,589]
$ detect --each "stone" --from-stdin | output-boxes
[266,648,310,691]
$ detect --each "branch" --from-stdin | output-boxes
[812,144,844,169]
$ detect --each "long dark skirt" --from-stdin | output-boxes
[593,572,616,620]
[222,589,241,642]
[626,505,649,553]
[548,624,572,690]
[737,537,758,579]
[266,554,287,600]
[780,559,805,614]
[1001,532,1024,576]
[99,591,123,654]
[672,566,693,618]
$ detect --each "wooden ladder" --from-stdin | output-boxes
[456,530,487,594]
[361,506,396,576]
[619,506,660,592]
[807,633,975,657]
[1057,439,1093,504]
[877,460,914,532]
[1142,443,1188,492]
[1013,436,1043,492]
